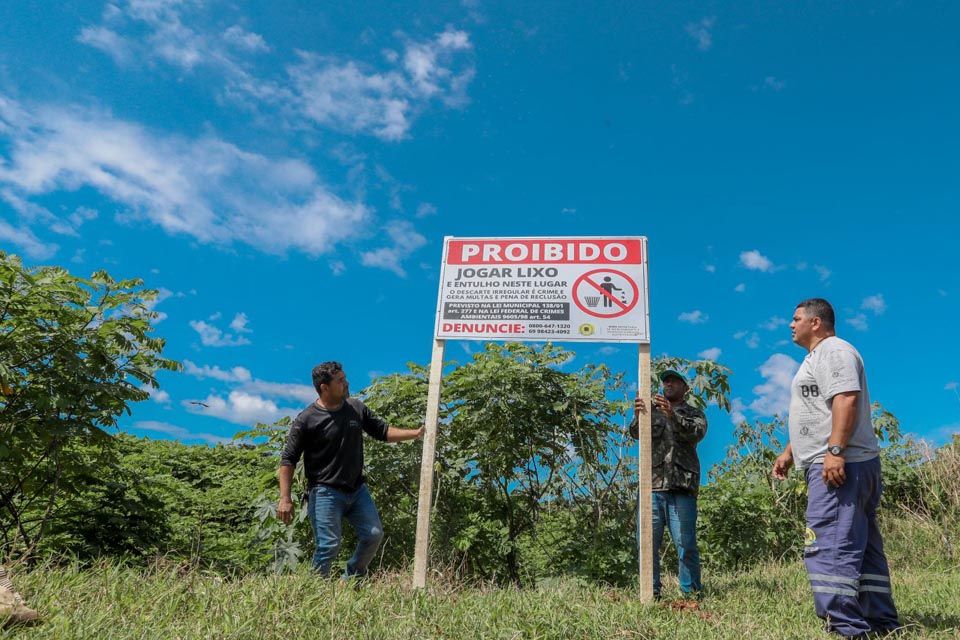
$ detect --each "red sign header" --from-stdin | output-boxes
[447,239,643,265]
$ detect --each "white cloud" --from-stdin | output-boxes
[0,217,58,258]
[815,265,831,281]
[748,353,800,417]
[597,346,620,356]
[846,313,869,331]
[734,283,746,293]
[140,384,171,404]
[678,310,709,324]
[760,316,788,331]
[76,26,134,65]
[183,391,297,426]
[730,397,746,425]
[222,25,269,53]
[229,312,252,334]
[288,59,410,141]
[183,359,314,403]
[183,359,253,383]
[861,294,886,315]
[360,220,428,277]
[330,260,347,276]
[763,76,785,91]
[189,319,252,347]
[2,187,88,238]
[0,94,371,257]
[685,16,716,51]
[698,347,722,361]
[945,381,958,391]
[286,28,474,141]
[242,380,316,404]
[705,264,716,273]
[78,0,239,73]
[734,330,760,349]
[740,250,775,272]
[416,202,437,218]
[133,420,232,445]
[70,206,99,228]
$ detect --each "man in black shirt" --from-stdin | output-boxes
[278,361,424,578]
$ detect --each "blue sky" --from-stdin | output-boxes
[1,1,957,474]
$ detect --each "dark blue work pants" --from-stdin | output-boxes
[804,457,900,637]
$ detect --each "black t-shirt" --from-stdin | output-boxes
[279,398,389,491]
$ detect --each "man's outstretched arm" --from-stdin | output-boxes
[386,426,425,442]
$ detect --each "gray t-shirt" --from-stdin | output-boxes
[788,336,880,470]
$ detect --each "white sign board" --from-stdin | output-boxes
[434,236,649,343]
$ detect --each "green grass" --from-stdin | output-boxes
[3,553,958,640]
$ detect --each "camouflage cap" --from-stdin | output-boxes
[659,369,688,385]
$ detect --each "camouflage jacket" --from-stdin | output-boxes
[629,402,708,496]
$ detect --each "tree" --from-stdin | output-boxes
[438,343,627,583]
[0,253,179,556]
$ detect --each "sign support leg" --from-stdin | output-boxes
[413,338,446,588]
[637,342,654,602]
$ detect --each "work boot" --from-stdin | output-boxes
[0,585,39,626]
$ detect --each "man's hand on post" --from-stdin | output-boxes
[633,396,646,416]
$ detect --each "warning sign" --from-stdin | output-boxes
[573,269,639,318]
[434,237,649,343]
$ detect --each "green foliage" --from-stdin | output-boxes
[696,403,946,571]
[650,356,732,412]
[236,417,313,572]
[28,434,281,571]
[902,435,960,563]
[0,253,179,557]
[361,366,433,570]
[698,417,805,568]
[441,343,627,583]
[357,343,636,584]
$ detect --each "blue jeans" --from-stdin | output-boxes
[647,491,702,594]
[307,483,384,578]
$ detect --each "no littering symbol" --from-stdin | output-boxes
[572,268,639,318]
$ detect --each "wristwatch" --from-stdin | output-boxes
[827,444,844,456]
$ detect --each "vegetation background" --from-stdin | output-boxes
[2,253,958,638]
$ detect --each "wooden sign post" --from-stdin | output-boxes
[637,343,654,602]
[412,338,446,588]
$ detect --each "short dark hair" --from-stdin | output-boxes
[796,298,835,329]
[311,361,343,395]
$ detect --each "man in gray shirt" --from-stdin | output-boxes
[772,298,900,639]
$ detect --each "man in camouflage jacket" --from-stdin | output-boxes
[630,369,708,599]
